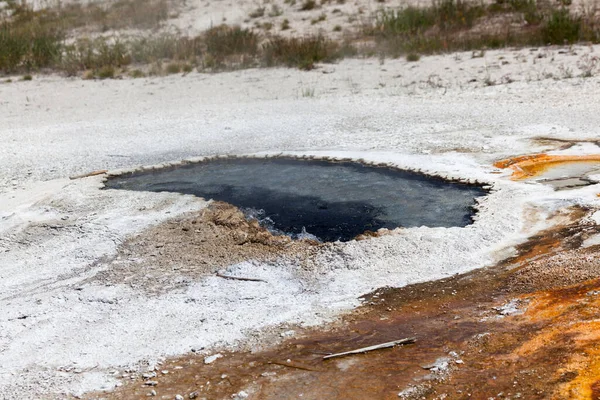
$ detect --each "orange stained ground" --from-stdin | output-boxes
[512,279,600,399]
[494,154,600,180]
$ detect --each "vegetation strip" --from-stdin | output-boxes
[2,0,600,78]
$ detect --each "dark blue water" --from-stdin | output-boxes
[105,158,486,242]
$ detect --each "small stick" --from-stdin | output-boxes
[69,170,108,180]
[269,360,321,372]
[215,273,267,283]
[323,337,416,360]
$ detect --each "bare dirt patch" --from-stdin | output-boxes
[89,201,318,293]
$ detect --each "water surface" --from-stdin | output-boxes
[105,158,486,242]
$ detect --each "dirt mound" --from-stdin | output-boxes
[90,201,317,293]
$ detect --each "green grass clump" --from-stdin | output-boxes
[542,9,581,44]
[129,69,145,78]
[300,0,317,11]
[262,36,340,70]
[165,62,182,74]
[96,65,116,79]
[205,25,259,56]
[368,0,600,57]
[374,0,484,37]
[406,52,420,61]
[0,17,63,72]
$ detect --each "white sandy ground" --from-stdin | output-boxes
[2,51,600,398]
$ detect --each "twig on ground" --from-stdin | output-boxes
[269,360,321,372]
[215,272,267,283]
[323,337,416,360]
[69,170,108,180]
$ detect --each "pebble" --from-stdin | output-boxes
[147,390,156,397]
[280,330,296,338]
[175,395,184,400]
[144,381,158,386]
[232,391,249,400]
[189,392,199,399]
[204,353,223,364]
[143,372,157,379]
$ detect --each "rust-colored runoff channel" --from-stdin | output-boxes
[88,205,600,400]
[494,153,600,180]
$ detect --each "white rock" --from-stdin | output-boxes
[232,391,249,399]
[204,353,223,364]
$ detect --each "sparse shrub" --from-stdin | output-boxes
[249,7,265,18]
[484,75,496,86]
[0,18,63,72]
[507,0,541,24]
[205,25,259,56]
[262,35,340,70]
[129,69,145,78]
[374,0,484,37]
[542,9,581,44]
[182,64,193,73]
[3,0,600,79]
[311,13,327,24]
[148,62,163,75]
[301,86,315,97]
[21,74,32,81]
[97,65,115,79]
[128,34,203,63]
[374,7,435,36]
[577,54,599,77]
[165,62,182,74]
[300,0,317,11]
[558,64,573,78]
[406,52,420,61]
[268,4,283,17]
[435,0,485,30]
